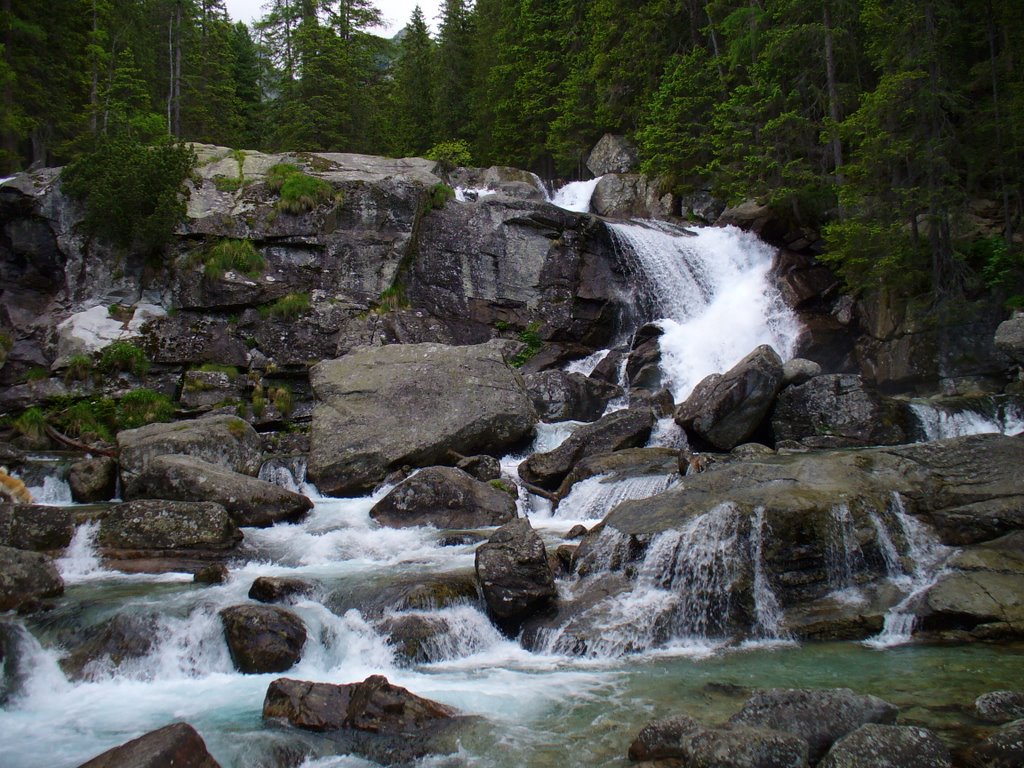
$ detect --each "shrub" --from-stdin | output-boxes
[55,398,117,442]
[25,367,49,382]
[426,139,472,169]
[63,354,94,383]
[202,239,265,280]
[265,163,302,192]
[510,322,544,367]
[265,163,335,214]
[264,292,310,320]
[116,388,175,429]
[374,284,408,314]
[429,183,455,210]
[270,384,294,417]
[14,407,48,441]
[99,341,150,376]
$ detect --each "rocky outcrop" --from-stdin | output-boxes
[0,504,74,551]
[587,134,639,176]
[69,457,118,503]
[818,724,952,768]
[590,174,676,219]
[995,313,1024,364]
[976,691,1024,724]
[98,500,242,555]
[130,455,312,528]
[369,467,516,530]
[675,345,784,450]
[0,546,63,611]
[475,518,556,635]
[309,342,536,496]
[76,722,220,768]
[523,369,621,422]
[965,719,1024,768]
[220,604,306,674]
[118,415,262,498]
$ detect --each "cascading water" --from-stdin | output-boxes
[825,503,867,602]
[554,474,678,522]
[909,398,1024,441]
[548,177,604,213]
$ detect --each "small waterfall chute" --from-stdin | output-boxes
[548,177,603,212]
[909,398,1024,441]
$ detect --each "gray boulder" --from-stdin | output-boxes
[220,604,306,674]
[518,408,655,490]
[590,174,675,219]
[782,358,822,386]
[818,724,952,768]
[369,466,516,530]
[130,455,312,528]
[475,518,556,635]
[0,504,74,551]
[729,688,899,764]
[994,313,1024,364]
[118,415,262,498]
[60,612,159,681]
[675,345,784,450]
[98,500,242,552]
[966,719,1024,768]
[976,691,1024,724]
[249,576,314,604]
[628,715,702,761]
[377,613,455,664]
[455,454,501,482]
[76,722,220,768]
[587,134,639,176]
[628,715,809,767]
[0,546,63,611]
[523,369,622,423]
[309,342,536,496]
[69,457,118,503]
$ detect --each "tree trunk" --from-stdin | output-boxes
[823,2,844,190]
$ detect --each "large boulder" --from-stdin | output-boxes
[976,691,1024,724]
[819,724,952,768]
[587,134,640,176]
[0,504,74,551]
[130,455,312,528]
[675,345,784,450]
[76,722,220,768]
[98,500,242,553]
[628,715,808,768]
[628,715,703,761]
[0,546,63,611]
[118,415,262,498]
[728,688,899,764]
[995,313,1024,364]
[220,604,306,674]
[369,466,516,530]
[771,374,907,448]
[248,576,314,604]
[69,457,119,503]
[523,369,622,422]
[518,408,655,490]
[965,719,1024,768]
[309,342,537,496]
[590,174,675,219]
[475,518,556,635]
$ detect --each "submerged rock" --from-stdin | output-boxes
[248,576,314,604]
[75,722,220,768]
[0,545,63,611]
[818,723,952,768]
[475,518,556,635]
[627,714,809,767]
[60,612,159,681]
[628,714,702,761]
[220,604,306,674]
[369,466,516,530]
[966,719,1024,768]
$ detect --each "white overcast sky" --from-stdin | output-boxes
[223,0,443,37]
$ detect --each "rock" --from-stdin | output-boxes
[220,604,306,674]
[370,466,516,530]
[628,715,702,761]
[0,546,63,611]
[455,454,501,482]
[309,342,537,496]
[98,500,242,553]
[818,724,951,768]
[377,613,454,664]
[523,369,622,422]
[555,446,679,499]
[976,691,1024,724]
[518,408,655,490]
[178,370,245,410]
[782,358,822,386]
[590,349,626,385]
[53,304,165,370]
[249,576,314,604]
[475,518,556,634]
[326,572,480,619]
[771,374,907,448]
[680,189,726,224]
[729,688,899,764]
[590,174,675,219]
[118,415,262,498]
[625,332,662,390]
[60,613,159,681]
[675,345,784,450]
[587,134,640,176]
[966,719,1024,768]
[772,251,839,309]
[129,455,312,528]
[682,726,809,768]
[716,201,788,243]
[193,564,228,584]
[0,504,74,551]
[995,314,1024,364]
[566,525,588,540]
[75,722,220,768]
[69,457,118,503]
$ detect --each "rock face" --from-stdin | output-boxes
[369,467,516,530]
[475,518,556,635]
[220,604,306,674]
[587,134,640,175]
[130,455,312,528]
[98,500,242,553]
[966,719,1024,768]
[76,722,220,768]
[309,342,536,496]
[0,504,74,551]
[675,345,784,450]
[118,415,262,498]
[69,457,118,503]
[729,688,899,764]
[818,724,952,768]
[995,313,1024,364]
[518,408,655,490]
[976,691,1024,724]
[524,369,621,422]
[0,546,63,611]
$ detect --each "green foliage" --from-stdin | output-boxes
[264,292,311,320]
[201,239,265,280]
[489,478,516,496]
[269,384,294,417]
[975,236,1023,290]
[14,407,48,441]
[25,367,49,382]
[116,389,175,430]
[0,332,12,352]
[429,183,456,210]
[53,397,117,442]
[99,341,150,376]
[63,355,94,384]
[425,140,473,169]
[214,176,244,192]
[266,163,302,192]
[374,284,409,314]
[510,322,543,367]
[196,363,240,377]
[266,163,335,214]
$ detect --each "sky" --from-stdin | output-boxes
[223,0,443,37]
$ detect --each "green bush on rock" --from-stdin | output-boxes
[100,341,150,376]
[199,239,265,280]
[266,163,335,214]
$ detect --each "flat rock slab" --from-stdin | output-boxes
[98,500,242,553]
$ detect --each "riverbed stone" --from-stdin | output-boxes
[818,724,951,768]
[309,342,536,496]
[475,518,556,635]
[220,604,306,674]
[0,503,74,551]
[965,719,1024,768]
[76,722,220,768]
[976,691,1024,724]
[523,369,622,422]
[369,466,516,530]
[69,457,118,503]
[0,545,63,611]
[249,576,314,604]
[98,500,242,553]
[60,612,159,681]
[628,714,702,761]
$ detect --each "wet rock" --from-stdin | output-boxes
[628,714,702,761]
[995,314,1024,364]
[475,518,556,635]
[627,716,809,767]
[326,572,480,619]
[377,614,454,664]
[130,455,312,528]
[591,173,676,219]
[309,342,537,496]
[819,723,951,768]
[675,345,784,451]
[590,349,626,386]
[220,604,306,674]
[729,688,899,763]
[518,408,655,490]
[98,500,242,553]
[976,691,1024,724]
[60,613,159,681]
[75,722,220,768]
[0,503,74,551]
[69,457,118,503]
[193,564,228,584]
[566,525,588,540]
[782,358,822,386]
[248,576,314,604]
[118,415,262,498]
[0,545,63,611]
[965,719,1024,768]
[454,454,501,482]
[524,369,622,422]
[554,446,679,499]
[772,250,839,309]
[370,466,516,530]
[587,134,639,176]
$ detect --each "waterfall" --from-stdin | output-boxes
[909,399,1024,441]
[259,456,319,497]
[555,474,678,522]
[548,178,604,212]
[825,503,867,602]
[608,222,801,401]
[564,348,610,377]
[749,507,786,641]
[27,474,73,506]
[56,521,105,583]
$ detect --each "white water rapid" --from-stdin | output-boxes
[909,398,1024,440]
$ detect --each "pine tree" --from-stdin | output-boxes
[392,6,435,156]
[433,0,473,142]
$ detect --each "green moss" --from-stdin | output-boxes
[494,320,511,332]
[278,173,334,214]
[489,479,517,496]
[265,163,302,192]
[25,367,49,382]
[196,363,239,377]
[0,331,12,351]
[14,407,48,441]
[116,388,175,429]
[263,292,310,320]
[63,354,94,383]
[510,322,543,368]
[214,176,244,193]
[199,238,265,280]
[99,341,150,376]
[374,284,409,314]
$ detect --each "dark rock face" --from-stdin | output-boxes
[675,345,784,450]
[118,415,262,498]
[60,613,159,681]
[309,342,537,496]
[98,500,242,553]
[966,719,1024,768]
[818,724,952,768]
[69,457,118,503]
[518,408,655,490]
[0,545,63,611]
[524,369,622,423]
[130,455,312,528]
[248,576,314,604]
[370,467,516,530]
[475,518,556,635]
[976,691,1024,724]
[728,688,899,764]
[771,374,907,447]
[0,504,74,551]
[75,722,220,768]
[220,604,306,674]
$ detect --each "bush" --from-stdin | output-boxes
[201,239,265,280]
[426,140,472,169]
[270,384,294,417]
[265,163,335,214]
[55,398,117,442]
[14,407,48,441]
[265,163,302,192]
[100,341,150,376]
[374,284,409,314]
[264,292,310,320]
[510,322,544,367]
[429,183,455,210]
[63,354,94,384]
[116,388,175,429]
